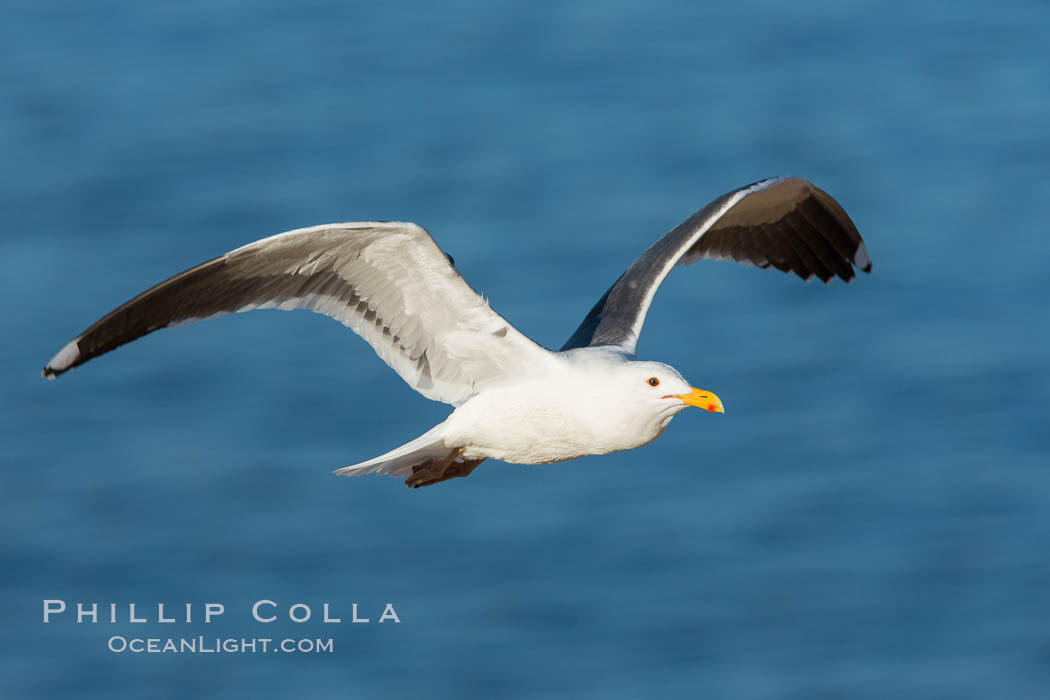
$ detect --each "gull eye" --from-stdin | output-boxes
[648,377,660,387]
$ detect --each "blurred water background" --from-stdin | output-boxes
[2,1,1049,698]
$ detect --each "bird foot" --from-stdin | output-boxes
[405,451,486,488]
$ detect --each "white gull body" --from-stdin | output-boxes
[43,177,870,487]
[414,349,697,465]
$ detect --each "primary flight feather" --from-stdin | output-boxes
[43,177,871,487]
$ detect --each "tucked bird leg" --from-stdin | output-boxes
[405,449,486,488]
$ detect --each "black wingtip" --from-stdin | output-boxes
[841,259,872,284]
[853,242,873,274]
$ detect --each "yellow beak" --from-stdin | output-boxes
[671,387,725,413]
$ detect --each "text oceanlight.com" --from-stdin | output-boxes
[108,636,334,654]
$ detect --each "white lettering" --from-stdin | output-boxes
[108,635,127,652]
[289,604,311,623]
[379,604,400,623]
[350,604,371,625]
[351,603,369,623]
[252,600,277,623]
[323,603,341,623]
[157,604,175,623]
[204,603,224,623]
[76,603,98,623]
[129,603,146,623]
[42,599,66,623]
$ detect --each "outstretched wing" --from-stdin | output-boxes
[561,177,872,354]
[43,222,548,406]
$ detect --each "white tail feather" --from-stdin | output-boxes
[335,421,451,478]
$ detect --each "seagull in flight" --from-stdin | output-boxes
[43,177,871,487]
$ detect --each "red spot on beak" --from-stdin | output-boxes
[707,403,718,412]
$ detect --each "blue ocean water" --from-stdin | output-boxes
[2,1,1049,697]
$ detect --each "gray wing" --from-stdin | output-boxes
[43,222,549,406]
[561,177,872,354]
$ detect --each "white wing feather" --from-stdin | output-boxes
[44,222,550,406]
